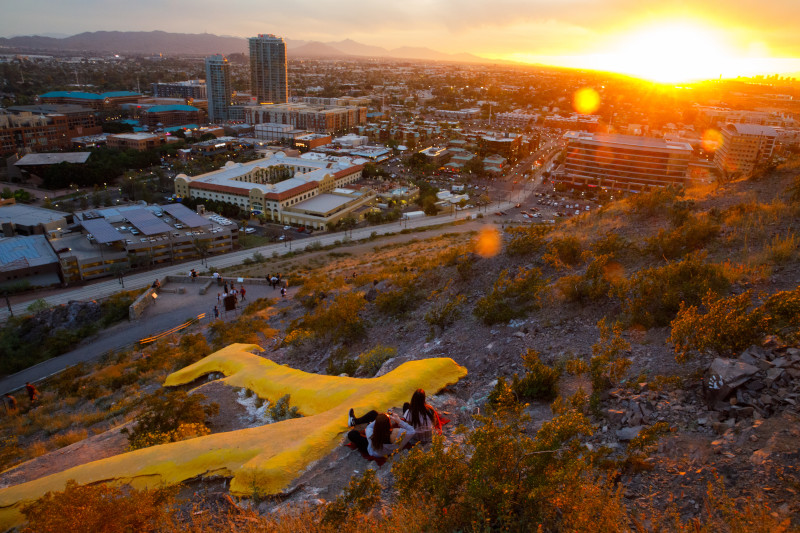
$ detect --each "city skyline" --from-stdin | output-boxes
[2,0,800,82]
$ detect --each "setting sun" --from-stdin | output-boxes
[599,22,737,83]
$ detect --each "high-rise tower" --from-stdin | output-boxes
[249,34,288,104]
[205,54,233,123]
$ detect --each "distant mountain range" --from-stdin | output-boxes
[0,30,498,64]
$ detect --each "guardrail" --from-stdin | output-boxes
[138,313,206,346]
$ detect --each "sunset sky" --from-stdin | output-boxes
[3,0,800,81]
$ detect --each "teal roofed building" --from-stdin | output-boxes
[141,104,204,128]
[38,90,141,110]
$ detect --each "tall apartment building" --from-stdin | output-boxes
[563,132,692,191]
[249,34,288,104]
[151,80,207,100]
[714,123,777,176]
[205,55,233,123]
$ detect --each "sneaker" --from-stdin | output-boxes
[348,408,355,427]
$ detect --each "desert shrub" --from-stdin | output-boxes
[474,267,545,325]
[514,350,560,401]
[208,314,277,349]
[375,282,421,317]
[268,394,301,421]
[20,480,177,533]
[123,389,218,450]
[505,224,549,256]
[99,289,140,327]
[391,400,616,532]
[323,469,382,526]
[590,231,631,257]
[764,232,798,264]
[543,235,584,268]
[294,291,366,343]
[589,319,631,404]
[627,185,683,217]
[670,285,800,360]
[242,297,275,315]
[646,213,720,259]
[789,175,800,203]
[489,350,560,405]
[425,293,466,335]
[326,346,359,376]
[556,254,615,302]
[295,274,346,310]
[670,291,768,361]
[357,345,396,376]
[26,299,50,314]
[621,253,729,328]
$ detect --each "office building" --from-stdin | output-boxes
[205,55,233,123]
[151,80,207,100]
[714,123,777,176]
[37,91,141,110]
[141,105,204,128]
[563,132,692,191]
[249,34,288,104]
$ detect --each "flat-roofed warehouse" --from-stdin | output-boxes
[0,203,72,237]
[0,235,62,289]
[562,132,692,192]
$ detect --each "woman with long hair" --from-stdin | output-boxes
[347,409,415,458]
[403,389,437,443]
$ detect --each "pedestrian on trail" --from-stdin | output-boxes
[190,269,197,282]
[281,286,286,298]
[3,393,17,414]
[25,382,39,406]
[240,286,246,300]
[214,305,219,319]
[224,281,229,293]
[271,276,278,290]
[217,292,221,303]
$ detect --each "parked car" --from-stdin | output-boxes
[244,227,256,234]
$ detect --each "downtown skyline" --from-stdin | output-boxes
[3,0,800,82]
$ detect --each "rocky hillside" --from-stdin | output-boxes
[2,164,800,530]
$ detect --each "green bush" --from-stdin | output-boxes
[375,281,420,317]
[505,225,549,256]
[543,236,584,268]
[123,389,218,450]
[357,345,397,376]
[670,284,800,361]
[621,253,729,328]
[489,350,560,405]
[474,267,545,325]
[627,185,683,217]
[646,213,719,259]
[268,394,301,421]
[590,232,631,257]
[295,291,367,343]
[556,254,615,303]
[425,294,466,335]
[323,469,382,526]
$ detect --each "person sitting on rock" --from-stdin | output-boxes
[347,409,415,458]
[403,389,439,444]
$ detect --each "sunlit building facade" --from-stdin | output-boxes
[714,123,777,176]
[249,34,288,105]
[562,132,692,191]
[205,54,233,123]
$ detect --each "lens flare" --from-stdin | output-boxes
[474,226,501,257]
[574,87,601,115]
[702,129,723,152]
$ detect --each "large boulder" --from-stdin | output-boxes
[704,357,759,406]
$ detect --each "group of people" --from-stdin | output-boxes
[3,382,39,415]
[267,273,288,298]
[346,389,442,459]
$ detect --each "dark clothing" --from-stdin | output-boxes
[347,411,379,455]
[348,429,370,455]
[353,410,379,426]
[25,384,39,403]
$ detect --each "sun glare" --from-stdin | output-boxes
[600,22,737,83]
